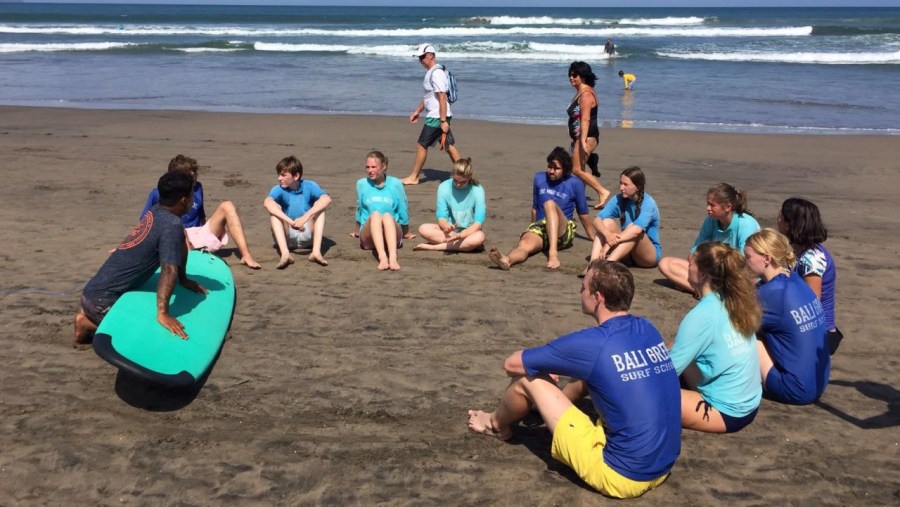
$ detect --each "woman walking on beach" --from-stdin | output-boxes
[658,183,759,294]
[745,229,830,405]
[414,157,486,253]
[668,241,762,433]
[567,61,610,208]
[586,166,661,270]
[777,198,842,355]
[350,151,414,271]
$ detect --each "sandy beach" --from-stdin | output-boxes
[1,106,898,505]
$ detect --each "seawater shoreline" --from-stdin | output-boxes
[4,102,898,136]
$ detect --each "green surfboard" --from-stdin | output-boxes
[93,250,236,387]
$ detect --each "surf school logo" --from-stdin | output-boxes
[119,213,153,250]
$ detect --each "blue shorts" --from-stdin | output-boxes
[721,407,758,433]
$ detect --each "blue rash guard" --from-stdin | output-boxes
[758,272,830,405]
[522,315,681,482]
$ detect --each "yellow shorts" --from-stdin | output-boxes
[525,218,576,250]
[551,406,669,499]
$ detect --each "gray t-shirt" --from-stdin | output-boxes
[83,205,185,304]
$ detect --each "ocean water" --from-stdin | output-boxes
[1,3,899,134]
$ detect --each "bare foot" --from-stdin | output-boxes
[389,258,401,271]
[377,259,390,270]
[467,410,512,441]
[413,243,439,251]
[593,189,612,209]
[308,252,328,266]
[73,312,97,349]
[241,256,262,270]
[401,177,420,186]
[546,255,560,270]
[276,256,295,270]
[488,247,510,271]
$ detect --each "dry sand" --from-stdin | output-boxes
[1,106,898,505]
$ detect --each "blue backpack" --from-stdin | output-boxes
[441,65,459,104]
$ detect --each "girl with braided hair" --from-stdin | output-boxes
[668,241,762,433]
[586,166,661,271]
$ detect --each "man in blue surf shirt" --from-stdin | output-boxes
[488,147,593,270]
[467,260,681,498]
[75,171,207,348]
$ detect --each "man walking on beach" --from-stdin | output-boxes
[467,260,681,498]
[402,43,460,185]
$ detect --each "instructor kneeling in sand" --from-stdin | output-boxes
[468,260,681,498]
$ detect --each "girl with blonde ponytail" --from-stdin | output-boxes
[668,241,762,433]
[745,229,830,405]
[414,157,486,252]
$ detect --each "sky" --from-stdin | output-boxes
[18,0,900,7]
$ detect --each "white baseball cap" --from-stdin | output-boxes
[414,43,436,57]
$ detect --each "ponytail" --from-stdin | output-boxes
[693,241,761,336]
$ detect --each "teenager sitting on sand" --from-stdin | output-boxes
[467,260,681,498]
[777,198,842,355]
[350,151,415,271]
[586,166,661,272]
[141,154,261,269]
[658,183,759,294]
[264,155,332,269]
[745,229,830,405]
[668,241,762,433]
[488,147,593,271]
[414,157,485,253]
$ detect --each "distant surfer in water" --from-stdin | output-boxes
[604,38,616,57]
[618,70,636,91]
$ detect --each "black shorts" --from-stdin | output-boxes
[417,123,455,148]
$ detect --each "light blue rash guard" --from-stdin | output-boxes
[435,179,486,230]
[355,175,409,226]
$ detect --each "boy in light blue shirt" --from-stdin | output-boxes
[264,156,332,269]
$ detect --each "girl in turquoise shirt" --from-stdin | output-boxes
[414,157,486,253]
[350,151,412,271]
[669,241,763,433]
[658,183,759,295]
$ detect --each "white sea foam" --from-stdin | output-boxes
[253,41,609,61]
[175,47,241,53]
[659,50,900,64]
[618,17,707,26]
[466,16,706,26]
[0,24,813,38]
[0,42,133,52]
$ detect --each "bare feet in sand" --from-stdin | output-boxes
[388,257,401,271]
[401,177,420,186]
[467,410,512,441]
[488,247,510,271]
[73,312,97,349]
[241,256,262,270]
[276,256,295,270]
[377,258,390,271]
[546,254,560,270]
[308,252,328,266]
